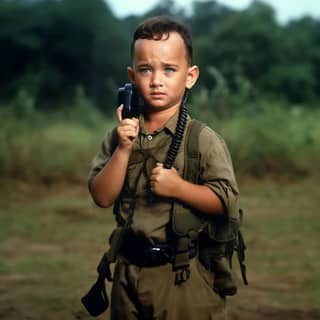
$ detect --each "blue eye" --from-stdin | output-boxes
[165,67,175,73]
[139,67,151,74]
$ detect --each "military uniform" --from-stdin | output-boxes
[88,110,239,320]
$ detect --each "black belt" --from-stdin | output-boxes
[121,243,171,267]
[120,232,197,268]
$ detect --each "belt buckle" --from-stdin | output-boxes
[148,245,168,266]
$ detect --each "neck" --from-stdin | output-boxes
[144,105,179,133]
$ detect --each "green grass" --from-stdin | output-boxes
[0,183,114,320]
[233,178,320,312]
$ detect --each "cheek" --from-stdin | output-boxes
[133,77,147,92]
[138,80,149,94]
[172,75,188,90]
[136,76,149,87]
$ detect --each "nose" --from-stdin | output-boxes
[150,71,163,88]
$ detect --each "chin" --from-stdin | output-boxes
[146,100,167,109]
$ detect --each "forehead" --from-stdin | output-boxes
[132,32,189,65]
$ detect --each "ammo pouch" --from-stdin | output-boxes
[171,202,204,284]
[199,218,239,296]
[200,210,248,295]
[172,202,247,295]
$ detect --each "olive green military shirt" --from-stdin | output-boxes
[88,110,239,242]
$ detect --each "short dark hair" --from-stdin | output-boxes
[131,16,193,64]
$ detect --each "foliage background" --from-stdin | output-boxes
[0,0,319,181]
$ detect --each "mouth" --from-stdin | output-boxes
[150,92,166,98]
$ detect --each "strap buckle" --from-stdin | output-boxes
[175,267,191,285]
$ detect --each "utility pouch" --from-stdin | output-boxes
[81,226,126,317]
[81,275,109,317]
[171,202,205,237]
[198,234,238,296]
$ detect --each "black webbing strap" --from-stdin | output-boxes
[236,209,248,285]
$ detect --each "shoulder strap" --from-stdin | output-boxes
[171,119,206,284]
[171,119,207,238]
[184,119,206,184]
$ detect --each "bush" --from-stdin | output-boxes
[0,101,114,183]
[0,97,319,183]
[214,102,320,178]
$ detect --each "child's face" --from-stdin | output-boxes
[128,32,199,112]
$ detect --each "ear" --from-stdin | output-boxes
[127,67,136,84]
[186,65,199,89]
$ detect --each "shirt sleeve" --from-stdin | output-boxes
[87,129,114,192]
[198,126,239,219]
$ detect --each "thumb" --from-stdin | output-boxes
[117,105,123,122]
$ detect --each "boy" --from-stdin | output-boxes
[88,16,239,320]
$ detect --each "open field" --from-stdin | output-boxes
[0,177,320,320]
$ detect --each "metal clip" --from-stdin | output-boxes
[174,268,190,285]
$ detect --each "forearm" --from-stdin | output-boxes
[90,146,130,207]
[173,179,225,216]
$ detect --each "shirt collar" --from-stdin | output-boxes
[139,109,190,136]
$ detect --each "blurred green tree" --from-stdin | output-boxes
[0,0,128,112]
[193,1,280,99]
[0,0,319,112]
[263,17,320,103]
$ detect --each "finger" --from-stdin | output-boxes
[118,126,135,137]
[117,105,123,122]
[118,122,138,138]
[150,181,158,191]
[171,166,177,173]
[120,118,138,127]
[150,171,156,181]
[132,117,140,132]
[119,130,137,142]
[150,172,161,184]
[119,122,138,132]
[151,166,161,176]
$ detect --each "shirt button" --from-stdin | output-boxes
[147,135,153,141]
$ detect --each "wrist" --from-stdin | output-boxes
[115,144,132,158]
